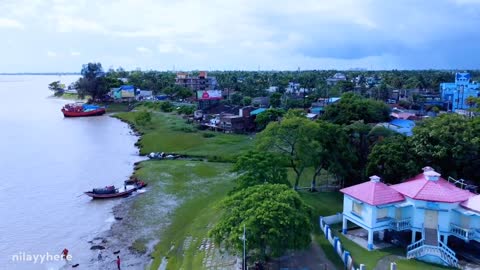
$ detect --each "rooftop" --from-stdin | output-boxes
[391,167,475,203]
[460,195,480,213]
[340,175,405,206]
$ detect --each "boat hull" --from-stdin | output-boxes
[61,108,106,117]
[84,183,146,199]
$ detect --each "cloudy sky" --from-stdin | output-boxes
[1,0,480,72]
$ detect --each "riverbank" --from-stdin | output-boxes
[99,110,342,269]
[90,111,252,269]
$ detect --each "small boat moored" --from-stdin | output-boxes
[61,103,106,117]
[84,182,147,199]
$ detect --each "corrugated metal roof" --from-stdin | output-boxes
[251,108,267,115]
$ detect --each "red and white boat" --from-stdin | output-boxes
[61,103,106,117]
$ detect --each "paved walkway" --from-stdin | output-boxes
[265,235,337,270]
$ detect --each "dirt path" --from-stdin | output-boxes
[265,235,338,270]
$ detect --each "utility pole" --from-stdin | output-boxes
[242,224,246,270]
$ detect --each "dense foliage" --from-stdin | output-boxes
[322,93,391,124]
[209,184,312,261]
[231,151,290,191]
[48,81,64,96]
[75,63,110,100]
[367,136,420,183]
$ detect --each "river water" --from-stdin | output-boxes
[0,75,142,269]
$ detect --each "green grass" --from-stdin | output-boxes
[129,160,236,270]
[395,259,452,270]
[104,103,131,112]
[115,111,253,162]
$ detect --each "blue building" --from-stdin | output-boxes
[341,167,480,267]
[440,72,480,112]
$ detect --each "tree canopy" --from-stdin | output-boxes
[322,93,391,125]
[75,63,110,100]
[209,184,312,260]
[366,135,420,183]
[232,151,290,191]
[257,116,316,189]
[411,114,480,183]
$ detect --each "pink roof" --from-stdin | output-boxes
[340,176,405,206]
[461,195,480,213]
[391,172,475,203]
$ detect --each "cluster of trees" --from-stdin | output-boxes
[48,81,65,96]
[210,151,312,262]
[73,63,480,109]
[367,114,480,185]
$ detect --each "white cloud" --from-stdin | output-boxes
[47,51,57,57]
[71,51,80,56]
[136,47,152,54]
[52,15,104,33]
[0,18,25,29]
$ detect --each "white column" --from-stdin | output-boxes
[443,234,449,244]
[342,216,348,234]
[367,229,374,250]
[411,230,416,244]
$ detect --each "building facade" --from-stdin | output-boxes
[440,72,480,112]
[340,167,479,267]
[175,71,218,92]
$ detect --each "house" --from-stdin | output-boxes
[266,86,278,93]
[378,119,415,136]
[110,85,135,101]
[340,167,480,267]
[326,73,347,86]
[220,114,246,133]
[252,97,270,107]
[136,90,153,101]
[440,72,480,112]
[310,97,341,115]
[175,71,218,92]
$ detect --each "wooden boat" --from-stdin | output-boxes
[61,103,106,117]
[84,182,147,199]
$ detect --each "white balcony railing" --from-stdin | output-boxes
[450,223,475,241]
[389,218,412,231]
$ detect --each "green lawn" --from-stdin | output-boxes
[115,111,253,162]
[129,160,236,270]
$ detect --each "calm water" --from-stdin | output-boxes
[0,75,142,269]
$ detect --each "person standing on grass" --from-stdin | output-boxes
[116,255,121,270]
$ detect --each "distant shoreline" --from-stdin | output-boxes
[0,73,80,75]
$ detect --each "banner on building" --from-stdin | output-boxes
[197,90,222,100]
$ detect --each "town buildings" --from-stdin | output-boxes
[440,72,480,112]
[326,73,347,85]
[340,167,480,267]
[175,71,218,92]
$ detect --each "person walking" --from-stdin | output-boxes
[61,248,69,260]
[116,255,121,270]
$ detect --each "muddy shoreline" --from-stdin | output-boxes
[84,115,161,269]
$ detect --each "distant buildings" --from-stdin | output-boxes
[326,73,347,86]
[440,72,480,112]
[175,71,218,92]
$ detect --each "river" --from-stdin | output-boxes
[0,75,143,270]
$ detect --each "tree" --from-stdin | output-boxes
[242,96,252,106]
[159,101,174,112]
[254,108,285,130]
[48,81,65,96]
[270,92,282,108]
[367,136,420,183]
[76,63,109,100]
[232,151,290,191]
[411,114,480,184]
[322,92,390,125]
[307,121,352,191]
[209,184,312,261]
[257,116,315,189]
[230,93,243,105]
[176,105,195,115]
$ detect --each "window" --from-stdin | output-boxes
[377,208,388,220]
[352,201,363,216]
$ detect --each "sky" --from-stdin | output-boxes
[1,0,480,72]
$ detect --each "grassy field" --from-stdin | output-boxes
[115,111,253,162]
[128,160,236,270]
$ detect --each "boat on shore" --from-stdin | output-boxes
[61,103,106,117]
[84,182,147,199]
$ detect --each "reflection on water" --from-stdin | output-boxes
[0,75,142,270]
